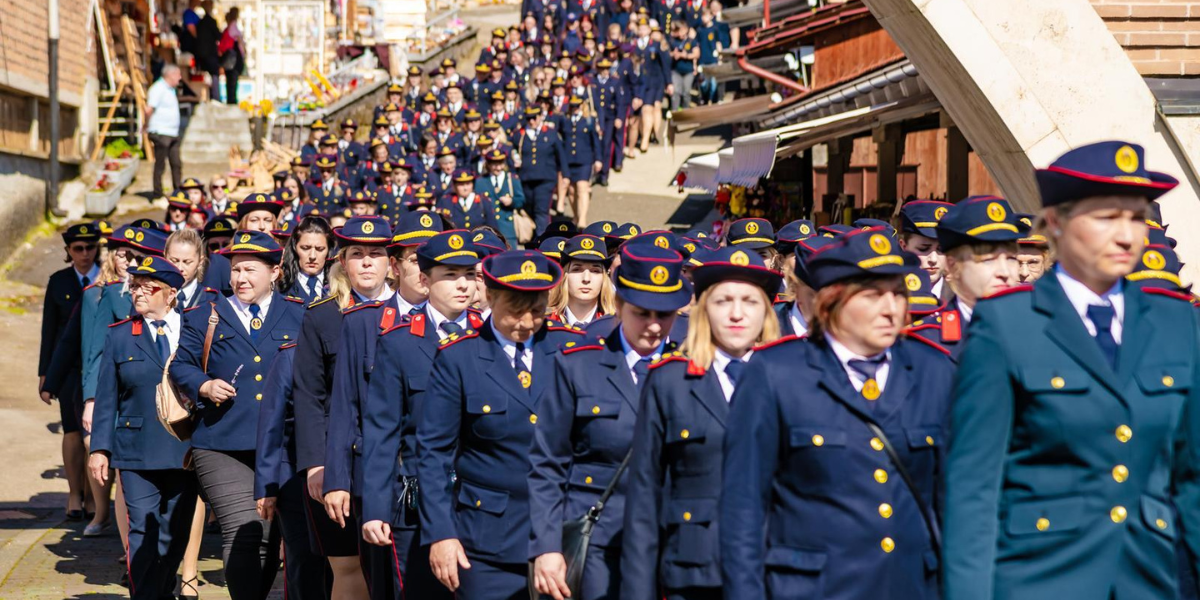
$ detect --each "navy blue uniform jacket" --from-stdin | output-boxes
[92,316,191,470]
[941,278,1200,600]
[528,328,640,558]
[516,126,567,183]
[169,294,305,451]
[416,321,584,564]
[721,335,954,600]
[292,296,345,471]
[40,266,84,377]
[621,355,728,596]
[255,342,299,499]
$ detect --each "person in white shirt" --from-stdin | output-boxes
[145,64,183,197]
[547,234,615,327]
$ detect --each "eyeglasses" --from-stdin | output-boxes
[130,282,165,295]
[69,243,97,253]
[207,241,227,254]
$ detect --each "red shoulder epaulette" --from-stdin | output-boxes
[547,320,586,334]
[437,329,480,348]
[204,287,218,294]
[279,342,298,350]
[753,334,801,351]
[83,281,105,291]
[981,284,1034,300]
[380,321,412,336]
[562,344,603,355]
[467,311,484,329]
[342,299,385,314]
[379,306,399,331]
[1141,287,1195,302]
[109,316,135,328]
[905,332,951,356]
[649,354,688,369]
[284,295,305,304]
[409,313,427,337]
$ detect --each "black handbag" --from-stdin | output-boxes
[528,450,633,599]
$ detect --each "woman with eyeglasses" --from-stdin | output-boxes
[942,141,1200,600]
[206,175,236,219]
[39,222,101,523]
[88,257,198,600]
[622,247,782,600]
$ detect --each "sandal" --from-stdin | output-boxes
[180,576,200,600]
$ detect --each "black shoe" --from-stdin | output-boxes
[613,166,623,173]
[179,575,200,600]
[65,509,84,521]
[596,178,608,187]
[119,570,129,588]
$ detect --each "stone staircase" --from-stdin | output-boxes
[181,102,254,165]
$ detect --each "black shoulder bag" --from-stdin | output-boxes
[528,450,633,599]
[864,421,942,558]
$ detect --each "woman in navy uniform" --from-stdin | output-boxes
[293,217,395,599]
[942,141,1200,600]
[40,221,101,521]
[237,192,286,234]
[359,230,483,600]
[417,250,585,600]
[558,96,602,226]
[529,243,693,600]
[322,212,445,600]
[279,216,334,303]
[438,171,501,231]
[546,234,615,327]
[721,227,955,600]
[897,200,954,300]
[906,196,1022,361]
[88,256,197,600]
[516,107,567,235]
[169,230,306,600]
[165,229,222,312]
[622,246,782,600]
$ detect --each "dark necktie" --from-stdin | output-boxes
[848,356,886,404]
[304,277,316,301]
[441,321,463,336]
[514,342,533,391]
[1086,304,1119,370]
[633,357,652,391]
[81,276,90,288]
[176,290,187,314]
[151,320,170,363]
[248,304,262,342]
[724,359,745,387]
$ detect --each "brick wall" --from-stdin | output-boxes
[0,0,94,105]
[1091,0,1200,76]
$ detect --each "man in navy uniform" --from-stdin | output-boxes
[592,59,627,185]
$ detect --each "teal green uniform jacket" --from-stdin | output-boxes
[942,275,1200,600]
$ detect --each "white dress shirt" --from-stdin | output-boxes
[931,277,945,300]
[562,304,598,327]
[178,279,200,309]
[148,310,183,354]
[427,304,470,340]
[619,327,663,385]
[712,348,752,402]
[825,333,891,393]
[1055,264,1125,343]
[492,324,534,370]
[226,294,273,336]
[958,300,974,325]
[394,293,426,317]
[297,272,325,297]
[789,303,809,337]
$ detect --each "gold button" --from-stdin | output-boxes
[812,434,825,446]
[681,429,690,439]
[1112,465,1129,483]
[925,435,935,446]
[128,356,134,361]
[1116,425,1132,443]
[880,537,895,553]
[592,405,601,414]
[256,394,263,401]
[529,414,537,424]
[1163,375,1175,387]
[125,421,130,426]
[255,374,263,382]
[475,500,481,507]
[870,437,884,451]
[1050,377,1065,389]
[1111,506,1128,523]
[254,355,261,363]
[1157,518,1168,529]
[585,476,593,484]
[482,405,491,413]
[283,335,289,340]
[874,469,888,484]
[878,503,893,519]
[1036,517,1050,532]
[683,511,692,521]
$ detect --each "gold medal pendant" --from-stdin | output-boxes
[862,379,881,401]
[519,371,533,389]
[250,317,263,330]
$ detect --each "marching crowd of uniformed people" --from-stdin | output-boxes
[33,6,1200,599]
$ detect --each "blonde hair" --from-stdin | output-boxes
[548,263,616,317]
[683,285,780,370]
[99,246,122,284]
[326,262,354,309]
[166,228,209,285]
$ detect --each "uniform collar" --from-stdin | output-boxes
[824,332,889,368]
[619,325,663,370]
[426,303,469,337]
[1054,263,1124,327]
[75,263,100,285]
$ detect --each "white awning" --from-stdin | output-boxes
[678,152,722,192]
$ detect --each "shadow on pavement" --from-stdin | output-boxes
[667,194,718,232]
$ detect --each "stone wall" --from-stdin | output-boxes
[1091,0,1200,76]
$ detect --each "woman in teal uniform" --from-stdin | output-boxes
[942,141,1200,600]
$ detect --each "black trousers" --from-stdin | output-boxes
[226,73,239,105]
[276,472,332,600]
[148,133,182,197]
[192,449,281,600]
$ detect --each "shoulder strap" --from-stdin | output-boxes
[863,421,941,558]
[201,303,220,373]
[586,449,633,521]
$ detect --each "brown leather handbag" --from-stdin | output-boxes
[156,305,220,442]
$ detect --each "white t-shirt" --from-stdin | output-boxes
[146,79,181,137]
